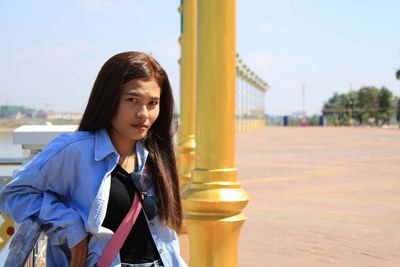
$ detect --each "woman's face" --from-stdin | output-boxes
[110,78,161,142]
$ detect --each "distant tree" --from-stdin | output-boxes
[396,69,400,80]
[322,86,396,126]
[308,114,320,126]
[377,87,395,125]
[322,92,352,125]
[357,86,380,124]
[397,97,400,122]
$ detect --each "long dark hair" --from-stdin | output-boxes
[78,51,182,230]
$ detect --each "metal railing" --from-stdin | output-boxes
[236,54,269,131]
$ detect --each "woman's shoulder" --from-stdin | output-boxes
[46,130,95,153]
[33,131,96,169]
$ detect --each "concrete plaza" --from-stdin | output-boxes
[180,126,400,266]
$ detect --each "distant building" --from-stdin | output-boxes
[0,105,82,121]
[47,111,82,120]
[33,110,48,119]
[0,105,34,119]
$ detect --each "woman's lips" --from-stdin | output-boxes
[132,124,148,130]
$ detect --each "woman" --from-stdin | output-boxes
[0,51,186,267]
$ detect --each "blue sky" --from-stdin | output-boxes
[1,0,399,116]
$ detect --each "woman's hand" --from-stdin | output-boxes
[70,236,88,267]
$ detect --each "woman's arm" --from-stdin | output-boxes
[70,236,88,267]
[0,158,87,249]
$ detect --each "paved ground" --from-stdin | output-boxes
[179,127,400,266]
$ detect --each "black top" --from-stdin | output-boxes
[102,164,160,263]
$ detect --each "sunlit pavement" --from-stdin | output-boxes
[180,126,400,266]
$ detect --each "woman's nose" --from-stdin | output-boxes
[137,105,149,119]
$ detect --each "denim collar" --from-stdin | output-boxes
[94,128,149,170]
[94,128,118,161]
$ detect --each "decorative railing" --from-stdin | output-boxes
[236,54,269,131]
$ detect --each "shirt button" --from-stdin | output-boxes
[149,222,155,227]
[159,248,164,254]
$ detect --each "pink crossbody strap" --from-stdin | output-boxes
[97,193,142,267]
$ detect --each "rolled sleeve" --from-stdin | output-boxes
[40,192,87,248]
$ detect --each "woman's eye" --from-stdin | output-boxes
[127,97,138,103]
[149,101,159,106]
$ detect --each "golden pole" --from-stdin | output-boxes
[0,212,14,250]
[182,0,249,266]
[178,0,197,194]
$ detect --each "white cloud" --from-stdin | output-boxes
[81,0,142,13]
[82,0,116,10]
[259,20,274,32]
[244,52,301,75]
[258,20,287,33]
[245,52,278,73]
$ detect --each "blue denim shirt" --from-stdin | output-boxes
[0,129,187,267]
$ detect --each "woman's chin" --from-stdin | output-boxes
[131,132,147,141]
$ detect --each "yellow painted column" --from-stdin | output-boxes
[182,0,249,266]
[0,178,14,250]
[0,212,14,250]
[178,0,196,194]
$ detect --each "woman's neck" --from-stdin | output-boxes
[108,128,137,172]
[110,133,136,157]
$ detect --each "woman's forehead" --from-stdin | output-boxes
[122,78,161,97]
